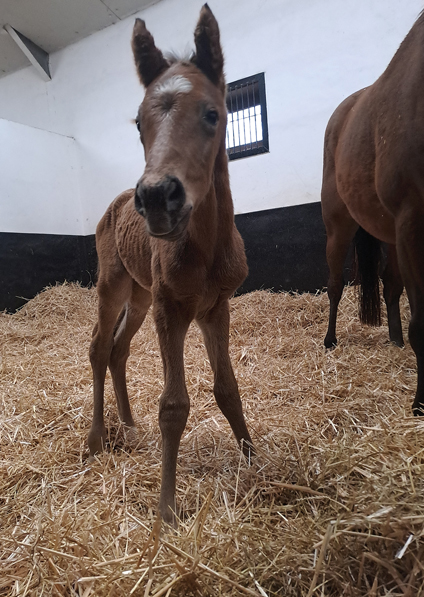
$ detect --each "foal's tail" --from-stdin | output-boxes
[353,227,382,327]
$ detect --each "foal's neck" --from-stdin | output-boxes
[212,142,236,233]
[187,143,236,262]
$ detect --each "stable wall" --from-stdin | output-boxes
[0,0,422,308]
[0,119,82,235]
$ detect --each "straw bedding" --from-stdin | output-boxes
[1,282,423,596]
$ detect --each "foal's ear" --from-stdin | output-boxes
[132,18,169,87]
[192,4,225,90]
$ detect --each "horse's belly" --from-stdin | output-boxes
[337,167,396,244]
[346,198,395,244]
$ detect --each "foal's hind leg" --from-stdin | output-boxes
[109,283,152,426]
[88,271,132,457]
[381,243,404,347]
[322,190,358,348]
[197,298,253,459]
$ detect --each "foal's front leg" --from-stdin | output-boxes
[197,298,253,460]
[88,276,132,457]
[154,293,192,525]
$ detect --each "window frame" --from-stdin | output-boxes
[225,72,269,161]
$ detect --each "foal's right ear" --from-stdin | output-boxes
[131,18,169,87]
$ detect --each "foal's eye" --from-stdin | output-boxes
[204,110,219,126]
[135,117,141,132]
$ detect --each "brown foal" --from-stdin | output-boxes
[88,5,253,524]
[322,10,424,413]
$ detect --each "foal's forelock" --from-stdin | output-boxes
[154,75,193,99]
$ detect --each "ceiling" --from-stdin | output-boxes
[0,0,161,79]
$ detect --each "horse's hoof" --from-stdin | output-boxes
[413,405,424,417]
[324,338,337,350]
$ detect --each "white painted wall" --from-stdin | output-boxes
[0,119,82,234]
[0,0,422,235]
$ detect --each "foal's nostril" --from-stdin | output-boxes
[164,177,185,213]
[134,176,186,226]
[134,182,147,217]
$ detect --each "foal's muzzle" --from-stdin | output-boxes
[135,176,191,240]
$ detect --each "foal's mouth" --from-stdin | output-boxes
[146,204,193,241]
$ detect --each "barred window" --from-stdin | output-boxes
[226,72,269,160]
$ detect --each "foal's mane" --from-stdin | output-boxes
[164,50,195,65]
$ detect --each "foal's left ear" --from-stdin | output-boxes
[132,18,169,87]
[192,4,225,90]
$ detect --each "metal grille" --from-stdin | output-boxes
[226,73,269,160]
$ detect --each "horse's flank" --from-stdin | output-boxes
[322,9,424,413]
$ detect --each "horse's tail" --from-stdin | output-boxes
[353,227,382,327]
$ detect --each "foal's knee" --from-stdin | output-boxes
[159,393,190,436]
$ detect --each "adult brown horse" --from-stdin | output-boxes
[322,10,424,414]
[88,5,253,525]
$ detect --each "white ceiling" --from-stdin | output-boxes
[0,0,161,79]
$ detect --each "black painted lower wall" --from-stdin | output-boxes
[0,233,97,312]
[236,202,327,294]
[0,202,329,312]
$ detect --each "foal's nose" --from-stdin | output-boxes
[135,176,185,220]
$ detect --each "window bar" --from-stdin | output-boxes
[259,74,268,151]
[235,83,241,153]
[232,86,237,153]
[247,82,253,150]
[240,83,248,151]
[252,81,258,150]
[244,83,252,149]
[229,85,235,154]
[246,81,253,150]
[248,81,255,150]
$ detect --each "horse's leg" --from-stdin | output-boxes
[396,212,424,414]
[153,294,192,525]
[88,272,132,457]
[197,298,253,459]
[322,187,358,348]
[109,283,152,426]
[381,243,404,347]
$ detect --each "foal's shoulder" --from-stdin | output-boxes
[96,189,135,230]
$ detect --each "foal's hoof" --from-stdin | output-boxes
[122,425,139,449]
[87,426,107,459]
[242,441,255,464]
[159,503,179,530]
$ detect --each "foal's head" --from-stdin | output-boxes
[131,4,227,240]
